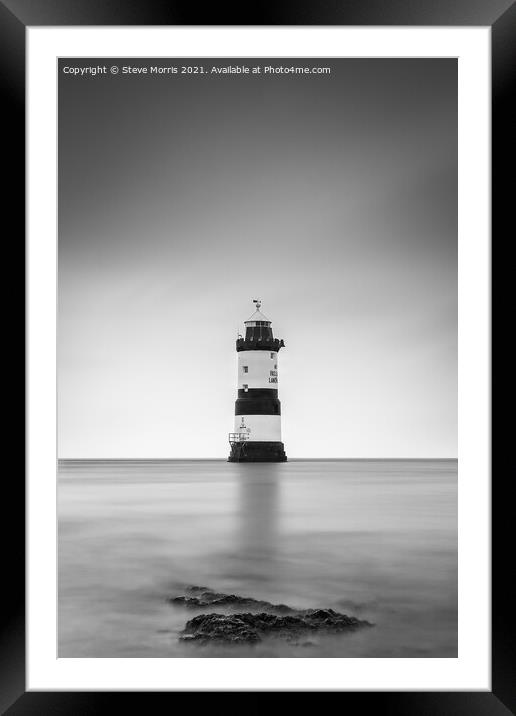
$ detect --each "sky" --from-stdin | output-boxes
[58,58,457,458]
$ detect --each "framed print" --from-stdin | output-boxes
[2,0,511,710]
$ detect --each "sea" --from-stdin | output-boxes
[58,459,457,658]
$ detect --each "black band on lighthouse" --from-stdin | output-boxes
[237,388,278,399]
[235,393,281,416]
[229,441,287,462]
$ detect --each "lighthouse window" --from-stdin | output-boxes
[270,353,275,359]
[243,366,248,373]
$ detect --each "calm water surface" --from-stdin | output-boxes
[58,459,457,657]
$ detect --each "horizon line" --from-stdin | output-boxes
[58,456,458,462]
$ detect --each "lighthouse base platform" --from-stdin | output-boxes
[228,441,287,463]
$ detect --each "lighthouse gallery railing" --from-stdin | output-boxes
[228,432,250,444]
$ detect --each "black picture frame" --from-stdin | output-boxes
[4,0,509,711]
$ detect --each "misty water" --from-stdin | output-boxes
[58,459,457,657]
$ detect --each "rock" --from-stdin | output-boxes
[170,585,374,645]
[179,609,373,644]
[170,585,295,613]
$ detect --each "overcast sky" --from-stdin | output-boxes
[58,58,457,458]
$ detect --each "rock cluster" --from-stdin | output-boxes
[180,608,372,644]
[169,585,373,645]
[170,585,295,613]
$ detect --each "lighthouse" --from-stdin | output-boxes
[228,300,287,462]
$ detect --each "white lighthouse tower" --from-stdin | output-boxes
[228,300,287,462]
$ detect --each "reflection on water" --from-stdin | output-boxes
[58,459,457,658]
[236,464,280,579]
